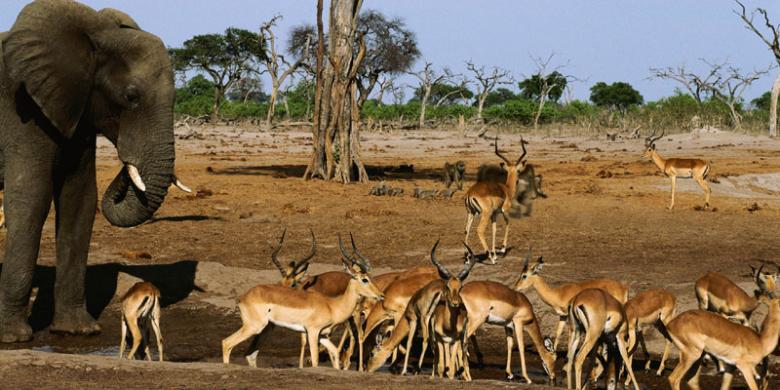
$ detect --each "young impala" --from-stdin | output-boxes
[663,294,780,390]
[642,129,711,210]
[464,137,528,263]
[513,254,628,351]
[566,288,639,390]
[222,235,383,369]
[119,282,163,362]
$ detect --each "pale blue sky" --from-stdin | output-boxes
[3,1,780,102]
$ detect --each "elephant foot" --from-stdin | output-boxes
[50,308,101,335]
[0,314,33,343]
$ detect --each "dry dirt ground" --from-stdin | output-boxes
[1,124,780,389]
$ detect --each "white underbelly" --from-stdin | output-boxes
[271,320,305,333]
[487,314,509,326]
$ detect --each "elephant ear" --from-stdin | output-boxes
[2,0,108,138]
[98,8,140,30]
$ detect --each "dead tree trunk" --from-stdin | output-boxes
[304,0,366,183]
[771,72,780,137]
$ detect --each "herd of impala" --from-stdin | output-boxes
[118,134,777,389]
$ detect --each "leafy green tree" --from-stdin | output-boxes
[589,81,644,112]
[483,87,516,107]
[169,28,266,119]
[518,71,567,103]
[753,91,772,111]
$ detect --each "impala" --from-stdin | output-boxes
[464,137,528,263]
[222,235,383,369]
[695,265,777,326]
[663,294,780,390]
[622,288,676,379]
[566,288,639,390]
[119,282,163,362]
[642,129,711,210]
[513,254,628,351]
[430,297,470,380]
[460,250,556,384]
[366,241,477,378]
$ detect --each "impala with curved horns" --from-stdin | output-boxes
[222,234,383,369]
[642,129,711,210]
[464,137,528,263]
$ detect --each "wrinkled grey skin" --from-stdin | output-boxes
[0,0,176,342]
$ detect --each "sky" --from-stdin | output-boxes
[3,1,780,103]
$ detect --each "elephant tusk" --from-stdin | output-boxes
[126,164,146,192]
[172,176,192,193]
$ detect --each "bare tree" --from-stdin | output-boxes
[260,15,312,128]
[735,1,780,137]
[648,64,721,104]
[521,54,578,129]
[304,0,368,183]
[698,59,772,128]
[374,75,395,105]
[408,61,454,128]
[435,76,472,107]
[465,61,513,120]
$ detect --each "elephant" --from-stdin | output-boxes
[0,0,187,342]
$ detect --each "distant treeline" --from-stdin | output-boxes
[176,75,773,134]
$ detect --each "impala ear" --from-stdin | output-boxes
[3,0,109,138]
[532,257,545,274]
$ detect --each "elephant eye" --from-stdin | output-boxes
[124,86,141,106]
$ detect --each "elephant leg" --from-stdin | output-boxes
[49,140,100,335]
[0,141,57,342]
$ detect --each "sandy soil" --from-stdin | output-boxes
[1,124,780,389]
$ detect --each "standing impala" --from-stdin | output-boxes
[464,137,528,263]
[664,294,780,390]
[695,265,777,326]
[513,254,628,351]
[621,288,676,382]
[366,241,478,378]
[642,129,711,210]
[566,288,640,390]
[222,235,383,369]
[460,250,556,384]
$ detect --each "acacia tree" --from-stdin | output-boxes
[355,10,420,109]
[374,75,395,105]
[260,15,313,127]
[303,0,368,183]
[735,1,780,137]
[466,61,513,120]
[409,62,454,128]
[169,28,265,119]
[520,54,577,129]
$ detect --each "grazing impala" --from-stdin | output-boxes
[222,235,383,369]
[460,250,556,384]
[695,265,777,326]
[119,282,163,362]
[513,254,628,351]
[566,288,639,390]
[621,288,676,382]
[663,294,780,390]
[366,241,478,377]
[642,129,711,210]
[464,137,528,263]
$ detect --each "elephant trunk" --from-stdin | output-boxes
[101,123,175,228]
